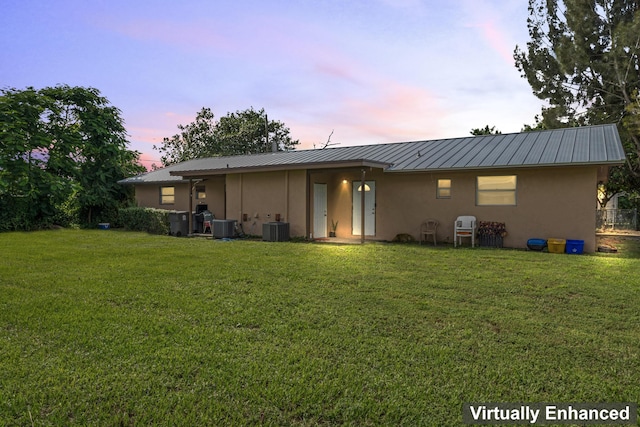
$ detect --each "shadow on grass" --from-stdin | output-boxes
[596,234,640,258]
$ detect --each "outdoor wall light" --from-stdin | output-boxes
[342,179,348,184]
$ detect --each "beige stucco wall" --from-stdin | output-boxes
[225,170,307,237]
[287,170,308,238]
[309,166,600,252]
[134,182,191,211]
[199,177,226,219]
[133,177,226,219]
[132,164,600,251]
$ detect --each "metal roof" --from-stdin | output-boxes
[117,161,190,185]
[119,124,626,184]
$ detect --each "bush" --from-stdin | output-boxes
[51,191,80,228]
[118,207,170,235]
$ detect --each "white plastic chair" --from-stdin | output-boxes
[454,216,476,247]
[420,219,438,246]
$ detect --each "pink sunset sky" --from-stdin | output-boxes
[1,0,542,169]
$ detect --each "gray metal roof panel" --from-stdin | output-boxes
[555,128,577,163]
[522,132,549,165]
[117,161,195,185]
[436,137,476,169]
[450,135,501,169]
[496,133,528,166]
[383,143,416,166]
[590,126,607,162]
[390,141,427,170]
[411,138,465,170]
[120,124,626,184]
[508,133,538,166]
[386,124,624,172]
[390,141,433,170]
[470,134,513,168]
[572,128,590,163]
[538,130,562,164]
[604,124,626,160]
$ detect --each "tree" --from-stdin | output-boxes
[0,85,145,230]
[470,125,501,136]
[521,115,547,132]
[155,107,299,166]
[154,107,217,166]
[514,0,640,203]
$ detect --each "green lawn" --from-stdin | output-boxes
[0,230,638,426]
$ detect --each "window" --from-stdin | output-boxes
[195,185,206,200]
[437,179,451,199]
[477,176,517,206]
[160,186,175,205]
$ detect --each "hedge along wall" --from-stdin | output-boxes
[118,207,170,235]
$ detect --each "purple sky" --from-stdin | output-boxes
[1,0,543,169]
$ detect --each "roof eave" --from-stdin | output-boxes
[384,159,626,173]
[170,159,392,177]
[118,177,203,185]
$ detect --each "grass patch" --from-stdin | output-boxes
[1,230,639,425]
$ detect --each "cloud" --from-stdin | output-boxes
[102,17,237,52]
[459,0,519,65]
[283,75,446,150]
[376,0,427,13]
[98,10,343,67]
[475,20,517,65]
[339,80,445,140]
[313,62,361,85]
[124,109,200,168]
[100,4,486,153]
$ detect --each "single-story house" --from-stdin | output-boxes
[119,124,626,252]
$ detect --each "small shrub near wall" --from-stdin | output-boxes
[118,207,170,235]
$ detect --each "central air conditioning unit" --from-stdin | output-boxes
[213,220,236,238]
[262,222,290,242]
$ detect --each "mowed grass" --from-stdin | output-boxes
[0,230,638,426]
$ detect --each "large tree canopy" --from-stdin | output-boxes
[0,85,145,230]
[155,107,299,167]
[514,0,640,204]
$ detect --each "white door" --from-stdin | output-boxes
[352,181,375,236]
[313,183,327,238]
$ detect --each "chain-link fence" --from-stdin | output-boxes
[596,209,638,231]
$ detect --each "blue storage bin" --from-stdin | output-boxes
[565,239,584,254]
[527,238,547,251]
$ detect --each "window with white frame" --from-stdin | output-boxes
[437,179,451,199]
[160,186,175,205]
[476,175,517,206]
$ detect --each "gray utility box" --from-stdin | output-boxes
[169,211,189,237]
[212,219,236,238]
[263,222,290,242]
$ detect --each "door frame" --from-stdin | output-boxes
[352,180,376,236]
[313,183,328,238]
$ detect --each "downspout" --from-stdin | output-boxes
[306,170,311,239]
[189,179,193,235]
[284,170,289,222]
[223,177,227,221]
[360,168,366,244]
[239,174,243,222]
